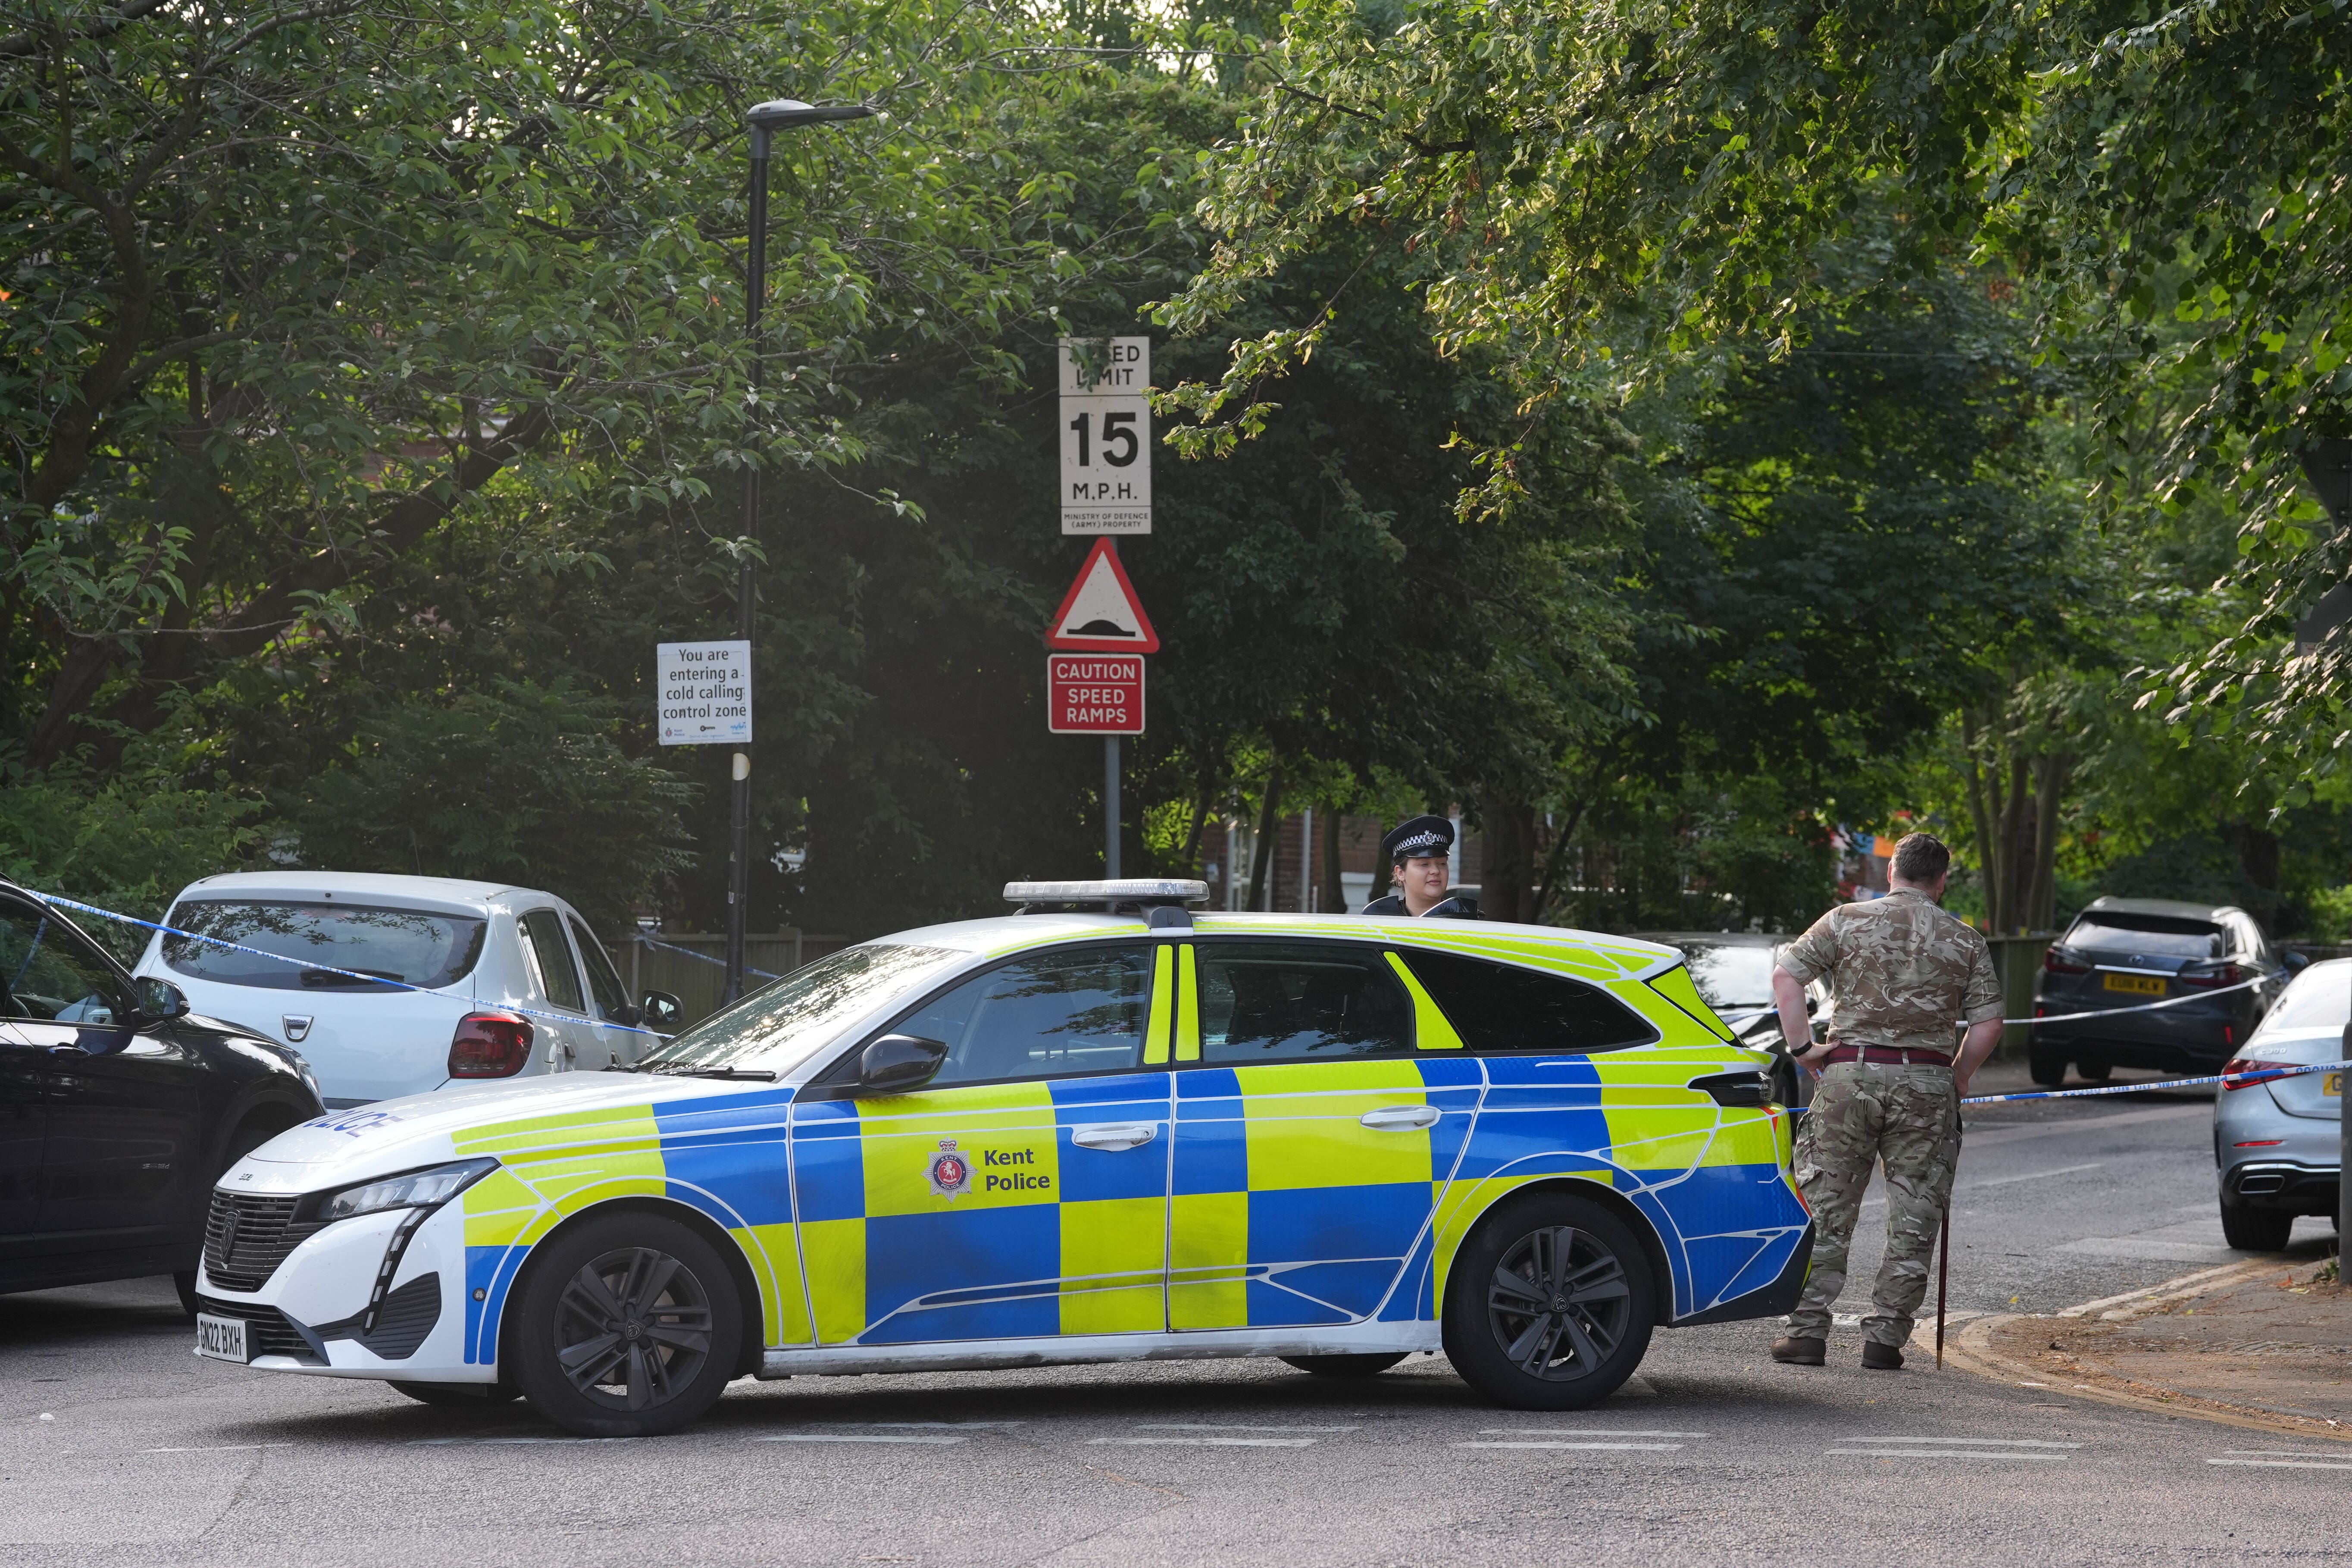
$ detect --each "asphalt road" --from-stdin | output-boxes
[3,1061,2342,1568]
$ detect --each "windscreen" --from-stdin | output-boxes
[2064,914,2224,960]
[1677,943,1780,1009]
[160,900,486,991]
[2258,961,2352,1034]
[637,943,963,1073]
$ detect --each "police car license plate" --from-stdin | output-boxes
[195,1312,248,1364]
[2103,973,2166,995]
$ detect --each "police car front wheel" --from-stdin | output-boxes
[1442,1192,1656,1410]
[508,1212,745,1438]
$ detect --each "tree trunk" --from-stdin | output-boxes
[1482,798,1536,923]
[1319,809,1346,914]
[1244,767,1283,911]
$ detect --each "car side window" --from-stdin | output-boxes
[1395,948,1658,1055]
[567,915,630,1020]
[885,944,1155,1089]
[519,909,586,1013]
[1195,941,1413,1062]
[0,901,127,1024]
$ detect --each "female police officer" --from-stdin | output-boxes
[1360,815,1481,919]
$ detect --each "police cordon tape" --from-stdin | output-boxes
[1956,1058,2350,1106]
[28,889,673,1040]
[633,933,784,983]
[1716,968,2275,1031]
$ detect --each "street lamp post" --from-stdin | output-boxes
[725,97,875,1006]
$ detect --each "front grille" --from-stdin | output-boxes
[203,1192,320,1292]
[193,1294,323,1364]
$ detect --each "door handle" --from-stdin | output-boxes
[1360,1105,1441,1131]
[1071,1123,1157,1151]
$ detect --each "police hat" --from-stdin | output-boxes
[1382,814,1454,864]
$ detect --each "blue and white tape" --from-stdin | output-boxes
[634,933,784,983]
[28,889,674,1040]
[1717,970,2274,1031]
[1959,1057,2351,1105]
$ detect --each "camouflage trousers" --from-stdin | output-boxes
[1788,1061,1962,1349]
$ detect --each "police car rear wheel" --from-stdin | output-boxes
[1279,1353,1409,1378]
[1442,1192,1655,1411]
[509,1213,744,1438]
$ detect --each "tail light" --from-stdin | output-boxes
[2177,963,2245,989]
[2042,948,2089,975]
[2220,1056,2284,1090]
[449,1010,533,1078]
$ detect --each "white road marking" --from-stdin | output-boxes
[858,1421,1025,1430]
[1090,1437,1316,1448]
[1967,1162,2106,1189]
[143,1444,294,1453]
[1840,1437,2080,1448]
[1828,1449,2067,1461]
[757,1433,970,1445]
[1454,1441,1683,1452]
[2054,1259,2277,1319]
[410,1436,641,1446]
[1133,1423,1358,1433]
[1477,1428,1708,1438]
[2209,1450,2352,1471]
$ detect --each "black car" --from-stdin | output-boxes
[2030,896,2292,1087]
[0,877,325,1311]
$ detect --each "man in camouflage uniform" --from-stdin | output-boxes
[1767,832,2006,1369]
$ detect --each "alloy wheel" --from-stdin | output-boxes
[552,1246,715,1411]
[1486,1224,1633,1383]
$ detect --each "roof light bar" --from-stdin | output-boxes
[1004,879,1208,911]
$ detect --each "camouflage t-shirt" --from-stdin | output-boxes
[1777,889,2005,1054]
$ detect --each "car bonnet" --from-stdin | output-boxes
[220,1072,780,1197]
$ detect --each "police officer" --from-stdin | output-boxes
[1767,832,2004,1369]
[1361,816,1480,918]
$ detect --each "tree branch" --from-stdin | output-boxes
[0,0,167,60]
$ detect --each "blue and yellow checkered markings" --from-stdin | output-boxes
[1166,1060,1461,1328]
[646,1091,809,1346]
[454,1104,670,1364]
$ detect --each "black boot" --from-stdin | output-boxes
[1771,1336,1826,1365]
[1861,1341,1905,1371]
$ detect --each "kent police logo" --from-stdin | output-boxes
[928,1138,971,1199]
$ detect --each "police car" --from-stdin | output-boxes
[191,882,1811,1437]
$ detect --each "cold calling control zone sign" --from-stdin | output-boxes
[1048,654,1144,734]
[656,640,751,745]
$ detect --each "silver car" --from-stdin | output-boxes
[1629,931,1823,1108]
[2212,956,2348,1251]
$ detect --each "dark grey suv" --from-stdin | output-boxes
[2030,897,2292,1087]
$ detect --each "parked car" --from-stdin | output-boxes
[1629,931,1824,1108]
[2211,956,2348,1251]
[189,882,1808,1435]
[132,873,680,1108]
[2030,896,2291,1088]
[0,876,323,1310]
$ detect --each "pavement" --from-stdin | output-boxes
[4,1057,2348,1566]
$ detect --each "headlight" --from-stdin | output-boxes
[319,1158,497,1223]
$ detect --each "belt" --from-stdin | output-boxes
[1822,1044,1952,1067]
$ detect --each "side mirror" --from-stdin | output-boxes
[134,977,189,1025]
[2286,951,2311,973]
[638,991,683,1030]
[857,1033,948,1095]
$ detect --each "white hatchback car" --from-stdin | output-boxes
[132,873,673,1107]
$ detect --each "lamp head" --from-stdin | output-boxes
[746,98,877,153]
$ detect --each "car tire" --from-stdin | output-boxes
[507,1211,744,1438]
[2074,1060,2112,1083]
[1442,1190,1656,1411]
[2028,1050,2067,1088]
[388,1380,521,1407]
[1279,1353,1409,1378]
[2219,1201,2296,1252]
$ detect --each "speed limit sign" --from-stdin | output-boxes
[1059,336,1151,535]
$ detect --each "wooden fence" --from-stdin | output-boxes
[618,930,854,1030]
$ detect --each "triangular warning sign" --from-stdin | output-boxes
[1047,538,1159,652]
